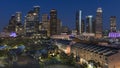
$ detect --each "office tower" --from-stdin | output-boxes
[86,15,93,33]
[61,26,69,33]
[42,14,49,30]
[110,16,116,32]
[5,12,23,37]
[81,19,85,33]
[33,6,40,32]
[57,19,62,35]
[50,9,57,36]
[42,14,50,36]
[15,12,24,36]
[95,8,103,38]
[15,12,22,24]
[33,6,40,14]
[24,6,40,37]
[92,19,96,33]
[8,15,16,32]
[76,10,82,35]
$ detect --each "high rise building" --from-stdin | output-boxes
[61,26,69,33]
[86,15,93,33]
[110,16,116,32]
[4,12,24,37]
[42,14,49,30]
[33,6,40,14]
[76,10,82,35]
[81,19,85,33]
[8,15,16,32]
[50,9,57,36]
[24,6,40,37]
[15,12,22,24]
[42,14,50,36]
[92,19,96,33]
[95,8,103,38]
[15,12,24,36]
[57,19,62,35]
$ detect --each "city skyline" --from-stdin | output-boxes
[1,0,120,31]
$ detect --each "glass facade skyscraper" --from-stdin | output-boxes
[76,10,82,35]
[110,16,116,32]
[24,6,40,37]
[50,9,57,36]
[95,8,103,38]
[86,15,93,33]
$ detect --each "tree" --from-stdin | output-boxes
[82,63,87,68]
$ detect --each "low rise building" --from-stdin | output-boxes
[71,43,120,68]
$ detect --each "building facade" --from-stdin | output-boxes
[95,8,103,38]
[24,6,40,37]
[42,14,50,36]
[81,19,85,33]
[57,19,62,35]
[61,26,69,34]
[15,12,24,36]
[8,15,17,32]
[86,15,93,33]
[71,43,120,68]
[2,11,24,37]
[110,16,116,32]
[50,9,57,36]
[76,10,82,35]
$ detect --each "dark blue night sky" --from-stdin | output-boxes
[0,0,120,31]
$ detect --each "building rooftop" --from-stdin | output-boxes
[72,43,119,57]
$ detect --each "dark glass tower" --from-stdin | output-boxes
[50,9,57,36]
[81,19,85,33]
[24,6,40,37]
[76,10,82,35]
[95,8,103,38]
[110,16,116,32]
[42,14,50,36]
[86,15,93,33]
[8,15,16,32]
[15,12,23,36]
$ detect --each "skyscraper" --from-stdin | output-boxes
[50,9,57,36]
[24,6,40,37]
[95,8,103,38]
[8,15,16,32]
[76,10,82,35]
[57,19,62,35]
[61,26,69,33]
[81,19,85,33]
[15,12,23,36]
[110,16,116,32]
[15,12,22,23]
[42,14,50,36]
[33,6,40,14]
[86,15,93,33]
[42,14,49,30]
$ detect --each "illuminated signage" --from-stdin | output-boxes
[10,32,17,37]
[109,32,120,38]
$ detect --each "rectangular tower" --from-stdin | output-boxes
[110,16,116,32]
[42,14,50,36]
[50,9,57,36]
[24,6,40,37]
[76,10,82,35]
[86,15,93,33]
[95,8,103,38]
